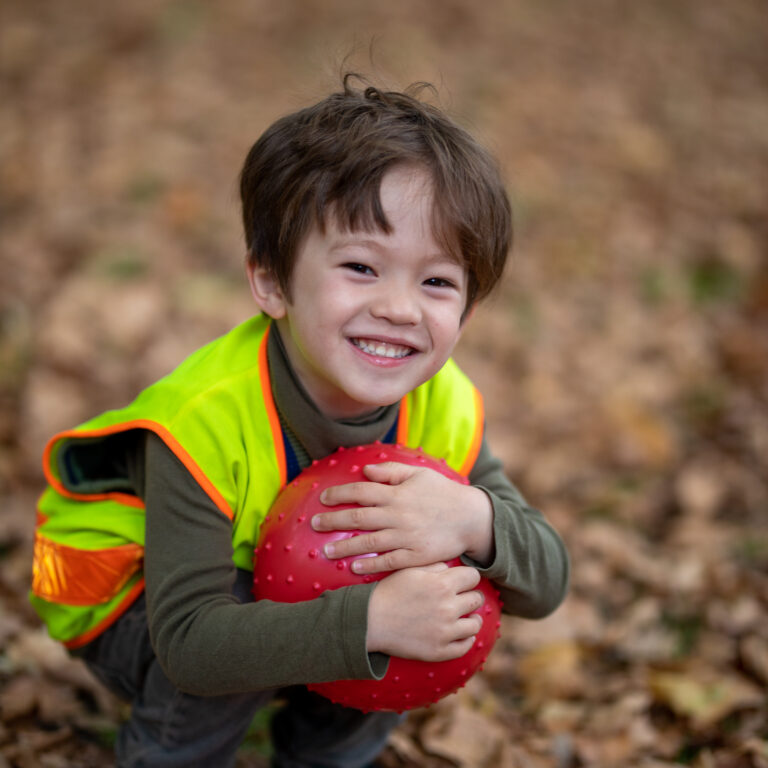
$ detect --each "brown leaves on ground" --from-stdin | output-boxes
[2,0,767,766]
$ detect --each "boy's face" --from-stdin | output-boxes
[249,165,468,419]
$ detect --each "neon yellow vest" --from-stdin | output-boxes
[30,314,484,648]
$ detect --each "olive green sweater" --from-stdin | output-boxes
[114,327,569,696]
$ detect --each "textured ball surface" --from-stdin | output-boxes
[253,442,502,712]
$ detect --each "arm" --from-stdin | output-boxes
[141,433,386,696]
[466,439,570,618]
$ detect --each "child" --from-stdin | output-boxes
[30,76,569,768]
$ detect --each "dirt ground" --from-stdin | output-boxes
[1,1,767,766]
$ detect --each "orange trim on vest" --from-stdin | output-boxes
[458,388,484,477]
[43,419,235,521]
[37,320,288,648]
[33,532,143,606]
[63,577,146,650]
[396,396,409,445]
[259,325,287,489]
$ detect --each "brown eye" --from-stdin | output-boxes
[343,263,375,275]
[424,277,454,288]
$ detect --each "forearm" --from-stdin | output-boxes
[143,432,386,695]
[149,569,383,695]
[466,491,569,617]
[467,439,570,618]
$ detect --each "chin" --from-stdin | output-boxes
[337,389,402,416]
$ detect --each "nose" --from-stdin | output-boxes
[369,283,422,325]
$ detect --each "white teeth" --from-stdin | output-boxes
[352,338,412,359]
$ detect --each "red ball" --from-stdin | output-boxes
[253,442,502,712]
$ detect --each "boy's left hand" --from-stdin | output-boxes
[311,462,494,574]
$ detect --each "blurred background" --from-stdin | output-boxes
[1,1,767,766]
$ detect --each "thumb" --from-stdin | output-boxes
[362,461,418,485]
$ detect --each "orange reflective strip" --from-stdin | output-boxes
[32,532,143,606]
[259,324,287,488]
[43,418,234,521]
[458,388,484,477]
[396,395,409,445]
[64,577,145,650]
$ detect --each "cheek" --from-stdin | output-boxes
[432,309,464,342]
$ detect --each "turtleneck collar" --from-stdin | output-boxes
[266,321,399,461]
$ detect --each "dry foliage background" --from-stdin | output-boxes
[1,1,767,766]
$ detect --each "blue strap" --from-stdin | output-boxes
[281,426,302,484]
[383,418,398,445]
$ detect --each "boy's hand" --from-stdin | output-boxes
[366,563,484,661]
[312,462,494,573]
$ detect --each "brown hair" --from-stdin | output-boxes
[240,75,512,310]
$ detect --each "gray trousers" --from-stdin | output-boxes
[78,570,401,768]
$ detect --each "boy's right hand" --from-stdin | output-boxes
[366,563,484,662]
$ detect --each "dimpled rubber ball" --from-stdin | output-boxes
[252,442,502,713]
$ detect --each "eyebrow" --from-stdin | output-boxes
[329,237,464,269]
[329,236,383,251]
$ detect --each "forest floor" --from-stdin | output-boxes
[1,1,767,766]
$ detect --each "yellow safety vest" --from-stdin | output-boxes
[30,315,484,648]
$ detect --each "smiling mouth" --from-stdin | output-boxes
[350,338,415,359]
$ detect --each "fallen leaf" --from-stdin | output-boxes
[0,608,23,647]
[161,184,207,234]
[0,676,38,721]
[604,395,680,469]
[420,701,508,768]
[675,459,728,518]
[649,666,764,730]
[708,595,764,635]
[741,635,768,686]
[741,739,768,768]
[573,729,637,767]
[517,641,586,705]
[537,700,584,733]
[37,681,86,724]
[5,629,119,716]
[385,728,424,765]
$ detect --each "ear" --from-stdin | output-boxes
[247,263,288,319]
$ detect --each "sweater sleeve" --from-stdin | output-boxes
[465,436,570,619]
[140,432,387,696]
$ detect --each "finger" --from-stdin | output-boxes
[361,461,419,485]
[452,614,483,641]
[434,635,476,662]
[446,565,482,592]
[322,530,395,560]
[311,506,392,533]
[320,481,391,507]
[350,549,413,574]
[455,589,485,617]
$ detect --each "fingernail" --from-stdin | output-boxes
[311,515,321,530]
[319,490,328,503]
[351,560,363,573]
[323,543,335,557]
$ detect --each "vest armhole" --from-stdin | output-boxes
[43,420,235,521]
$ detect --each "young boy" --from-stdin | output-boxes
[30,77,569,768]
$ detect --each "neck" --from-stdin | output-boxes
[266,323,399,460]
